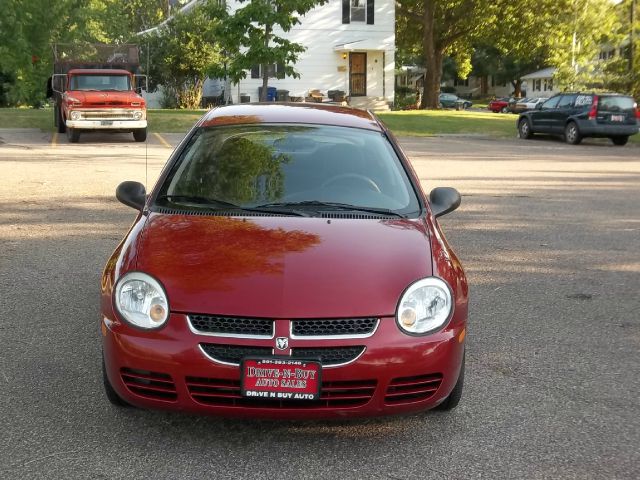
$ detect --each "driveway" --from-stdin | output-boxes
[0,130,638,479]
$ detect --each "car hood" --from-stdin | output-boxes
[134,213,433,318]
[66,90,143,107]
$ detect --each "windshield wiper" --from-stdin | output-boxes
[156,195,309,217]
[254,201,407,218]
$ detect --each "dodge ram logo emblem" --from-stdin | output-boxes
[275,337,288,350]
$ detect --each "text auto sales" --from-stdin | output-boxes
[245,366,318,399]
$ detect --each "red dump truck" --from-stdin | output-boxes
[49,44,147,143]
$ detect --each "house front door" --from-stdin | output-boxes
[349,53,366,97]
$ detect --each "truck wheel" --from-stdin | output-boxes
[518,118,533,139]
[56,107,66,134]
[133,128,147,142]
[565,122,582,145]
[610,136,628,146]
[67,127,80,143]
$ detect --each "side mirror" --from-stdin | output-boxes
[429,187,461,218]
[116,181,146,211]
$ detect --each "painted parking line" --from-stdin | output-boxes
[153,133,172,148]
[51,132,58,148]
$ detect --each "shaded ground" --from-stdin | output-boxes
[0,131,638,479]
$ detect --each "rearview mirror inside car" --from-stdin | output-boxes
[116,181,146,211]
[430,187,461,218]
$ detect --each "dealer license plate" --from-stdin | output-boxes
[610,115,624,122]
[100,120,113,126]
[241,358,321,401]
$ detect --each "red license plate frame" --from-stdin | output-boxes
[241,357,322,401]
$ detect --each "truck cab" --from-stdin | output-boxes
[57,69,147,143]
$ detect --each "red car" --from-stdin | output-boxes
[102,103,468,418]
[488,97,512,113]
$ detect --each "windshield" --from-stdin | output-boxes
[70,74,131,91]
[155,124,421,217]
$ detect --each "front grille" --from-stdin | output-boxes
[291,318,378,337]
[186,376,377,408]
[120,368,177,401]
[200,344,273,364]
[385,373,443,404]
[80,110,136,120]
[189,315,273,337]
[291,346,365,366]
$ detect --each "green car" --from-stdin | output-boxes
[439,93,472,109]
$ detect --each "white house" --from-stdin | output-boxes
[521,67,559,97]
[204,0,395,110]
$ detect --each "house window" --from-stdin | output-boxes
[250,63,285,79]
[342,0,374,24]
[533,79,541,91]
[543,79,553,91]
[454,77,469,87]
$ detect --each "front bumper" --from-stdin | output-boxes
[102,312,466,419]
[65,119,147,130]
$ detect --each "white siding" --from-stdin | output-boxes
[224,0,395,102]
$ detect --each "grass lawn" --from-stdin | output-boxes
[0,107,638,144]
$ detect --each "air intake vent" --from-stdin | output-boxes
[291,346,365,366]
[120,368,177,401]
[200,344,273,364]
[189,315,274,337]
[291,318,378,337]
[152,207,288,217]
[385,373,442,404]
[185,376,377,408]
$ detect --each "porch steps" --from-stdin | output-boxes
[348,96,390,112]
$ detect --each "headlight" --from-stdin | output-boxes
[133,110,143,120]
[114,272,169,329]
[396,277,453,335]
[70,111,81,121]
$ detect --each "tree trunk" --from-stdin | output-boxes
[260,24,272,102]
[481,76,488,96]
[420,1,442,109]
[511,79,523,97]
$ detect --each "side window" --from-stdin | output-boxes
[574,95,593,110]
[343,0,374,24]
[541,96,561,110]
[557,95,577,109]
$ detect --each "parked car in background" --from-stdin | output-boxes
[517,93,639,145]
[102,103,468,418]
[507,97,524,113]
[488,97,513,113]
[439,93,472,109]
[512,97,546,114]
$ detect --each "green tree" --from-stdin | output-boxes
[143,2,225,108]
[396,0,501,109]
[209,0,328,102]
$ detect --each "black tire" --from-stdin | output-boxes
[56,106,66,133]
[611,136,629,146]
[564,121,582,145]
[434,351,465,411]
[67,127,80,143]
[133,128,147,142]
[501,106,508,113]
[102,354,130,407]
[518,118,533,139]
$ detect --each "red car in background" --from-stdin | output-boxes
[488,97,513,113]
[101,103,468,419]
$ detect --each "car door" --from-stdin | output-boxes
[530,96,561,132]
[550,94,577,132]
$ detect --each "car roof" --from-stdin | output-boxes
[199,103,383,131]
[68,69,132,75]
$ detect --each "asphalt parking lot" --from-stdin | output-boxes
[1,129,639,479]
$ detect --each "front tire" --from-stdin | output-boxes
[518,118,533,139]
[102,354,130,407]
[67,127,80,143]
[565,122,582,145]
[434,351,465,411]
[611,136,629,146]
[133,128,147,142]
[56,106,66,133]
